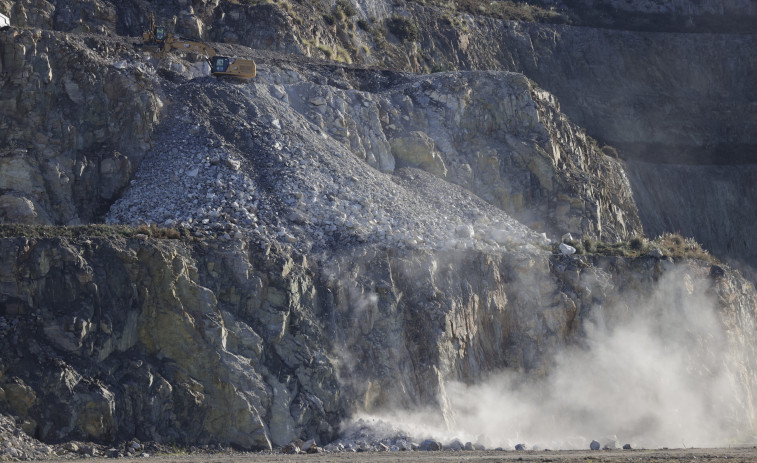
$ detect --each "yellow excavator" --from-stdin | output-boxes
[140,16,256,79]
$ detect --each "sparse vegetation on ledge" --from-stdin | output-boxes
[0,224,192,241]
[556,232,718,264]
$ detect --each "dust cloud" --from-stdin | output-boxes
[351,267,756,449]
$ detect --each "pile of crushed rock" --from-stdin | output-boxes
[106,73,551,256]
[271,419,635,454]
[0,414,52,461]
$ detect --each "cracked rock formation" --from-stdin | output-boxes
[0,0,756,453]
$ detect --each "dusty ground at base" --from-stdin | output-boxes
[65,447,757,463]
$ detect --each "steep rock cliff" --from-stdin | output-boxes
[626,162,757,279]
[0,28,161,225]
[1,233,755,448]
[0,235,337,448]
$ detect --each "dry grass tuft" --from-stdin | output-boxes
[558,233,719,264]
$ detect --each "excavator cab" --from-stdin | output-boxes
[209,56,256,79]
[211,56,230,74]
[155,26,166,42]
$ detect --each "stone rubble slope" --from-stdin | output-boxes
[106,68,553,254]
[0,413,53,461]
[106,50,641,249]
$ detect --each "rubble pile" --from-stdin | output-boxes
[106,72,554,255]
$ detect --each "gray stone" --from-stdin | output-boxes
[301,439,317,452]
[444,439,463,451]
[281,442,300,454]
[590,440,600,450]
[64,442,80,452]
[456,224,475,239]
[419,439,442,451]
[559,243,577,255]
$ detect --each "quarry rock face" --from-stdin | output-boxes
[1,233,756,448]
[0,0,756,453]
[0,25,643,243]
[2,0,754,266]
[0,236,336,448]
[0,28,161,225]
[626,162,757,280]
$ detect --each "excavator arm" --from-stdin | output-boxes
[161,36,217,60]
[139,17,256,79]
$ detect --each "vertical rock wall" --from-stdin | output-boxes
[626,161,757,277]
[1,231,756,448]
[0,30,162,225]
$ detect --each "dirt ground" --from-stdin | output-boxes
[74,447,757,463]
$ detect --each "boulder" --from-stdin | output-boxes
[419,439,442,451]
[456,224,475,239]
[444,439,463,450]
[306,445,322,454]
[281,442,301,454]
[590,440,600,450]
[559,242,577,255]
